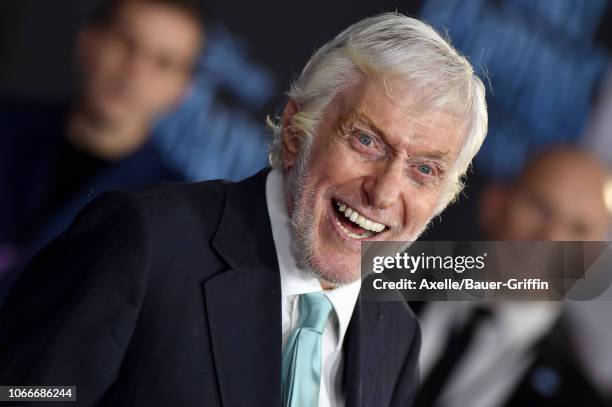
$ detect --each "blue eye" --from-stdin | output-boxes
[418,164,433,175]
[359,133,373,147]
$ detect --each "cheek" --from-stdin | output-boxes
[505,202,541,238]
[94,43,126,75]
[305,143,364,191]
[150,76,186,105]
[398,187,441,233]
[312,143,355,174]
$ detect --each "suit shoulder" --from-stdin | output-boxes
[129,178,228,218]
[75,179,230,247]
[131,178,228,201]
[79,179,228,220]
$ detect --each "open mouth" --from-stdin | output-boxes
[332,199,387,239]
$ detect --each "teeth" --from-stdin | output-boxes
[335,200,386,233]
[336,220,374,239]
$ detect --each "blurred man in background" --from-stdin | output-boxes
[71,0,204,162]
[415,147,611,407]
[479,148,609,242]
[0,0,204,299]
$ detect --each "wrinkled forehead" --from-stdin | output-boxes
[331,78,470,155]
[337,75,470,113]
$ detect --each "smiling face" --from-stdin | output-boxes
[282,78,468,284]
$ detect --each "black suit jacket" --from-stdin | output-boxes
[411,302,610,407]
[0,169,421,407]
[504,316,609,407]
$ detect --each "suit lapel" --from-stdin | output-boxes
[202,170,387,407]
[343,298,363,406]
[344,289,386,407]
[204,169,283,407]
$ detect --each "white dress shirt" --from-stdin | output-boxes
[419,301,561,407]
[266,168,361,407]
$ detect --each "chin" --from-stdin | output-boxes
[90,102,126,124]
[309,246,361,285]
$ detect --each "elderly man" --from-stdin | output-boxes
[0,13,487,407]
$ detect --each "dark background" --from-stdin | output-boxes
[0,0,422,107]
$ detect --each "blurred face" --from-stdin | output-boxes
[78,0,203,125]
[494,153,609,241]
[282,79,467,284]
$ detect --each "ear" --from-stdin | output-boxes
[280,99,301,170]
[479,184,509,239]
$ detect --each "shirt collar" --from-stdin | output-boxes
[266,168,361,350]
[493,302,561,344]
[448,301,561,345]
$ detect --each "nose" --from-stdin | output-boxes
[363,160,403,209]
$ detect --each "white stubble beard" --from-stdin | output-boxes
[284,139,434,285]
[285,138,359,285]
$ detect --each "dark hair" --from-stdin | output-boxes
[90,0,206,29]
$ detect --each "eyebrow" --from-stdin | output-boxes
[350,110,451,162]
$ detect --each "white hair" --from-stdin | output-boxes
[267,12,488,213]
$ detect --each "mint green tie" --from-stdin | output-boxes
[282,292,333,407]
